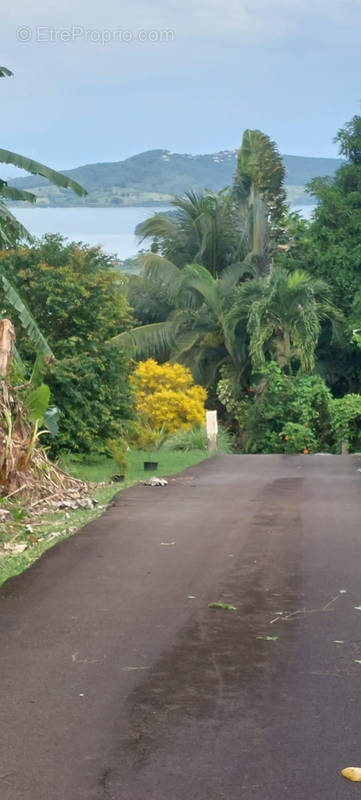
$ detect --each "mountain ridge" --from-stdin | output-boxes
[8,149,343,207]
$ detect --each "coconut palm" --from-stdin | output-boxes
[137,189,238,274]
[115,188,274,385]
[112,254,252,385]
[137,186,272,278]
[235,266,342,374]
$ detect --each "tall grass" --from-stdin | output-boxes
[163,425,235,454]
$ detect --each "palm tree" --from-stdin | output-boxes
[112,254,252,385]
[0,66,86,356]
[233,129,287,227]
[137,186,272,278]
[114,188,274,385]
[235,266,342,374]
[239,185,273,278]
[137,189,239,275]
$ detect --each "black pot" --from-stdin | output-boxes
[112,474,125,483]
[144,461,158,471]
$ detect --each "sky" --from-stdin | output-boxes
[2,0,361,171]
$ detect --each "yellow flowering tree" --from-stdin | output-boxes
[132,359,207,433]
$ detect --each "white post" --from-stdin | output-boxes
[206,410,218,452]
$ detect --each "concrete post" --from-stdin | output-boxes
[206,410,218,452]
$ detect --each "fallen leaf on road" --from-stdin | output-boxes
[208,602,237,611]
[256,635,279,641]
[72,652,105,664]
[342,767,361,782]
[270,611,287,623]
[120,666,151,672]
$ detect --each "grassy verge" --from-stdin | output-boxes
[0,448,209,589]
[60,448,210,482]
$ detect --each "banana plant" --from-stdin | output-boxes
[0,67,86,247]
[0,66,85,377]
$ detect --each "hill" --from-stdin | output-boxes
[8,149,343,207]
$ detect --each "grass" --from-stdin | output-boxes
[0,485,117,589]
[0,448,209,589]
[60,447,210,483]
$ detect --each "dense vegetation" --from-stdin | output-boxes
[0,235,135,455]
[2,65,361,495]
[7,149,342,208]
[115,117,361,455]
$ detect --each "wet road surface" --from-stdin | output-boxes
[1,454,361,799]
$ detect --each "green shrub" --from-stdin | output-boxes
[330,394,361,452]
[134,422,168,457]
[106,438,128,474]
[45,345,135,455]
[164,425,235,454]
[0,235,133,359]
[164,426,207,452]
[0,236,136,456]
[222,363,334,454]
[280,422,318,453]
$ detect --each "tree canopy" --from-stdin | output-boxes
[2,111,361,461]
[0,236,134,454]
[234,129,287,226]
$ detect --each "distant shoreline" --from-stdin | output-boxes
[7,201,174,209]
[8,197,317,210]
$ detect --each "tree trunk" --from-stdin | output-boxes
[0,319,15,377]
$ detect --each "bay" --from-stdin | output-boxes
[15,203,316,261]
[15,206,172,261]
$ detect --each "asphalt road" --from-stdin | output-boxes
[1,454,361,799]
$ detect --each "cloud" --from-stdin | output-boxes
[5,0,361,44]
[2,0,360,166]
[3,0,360,106]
